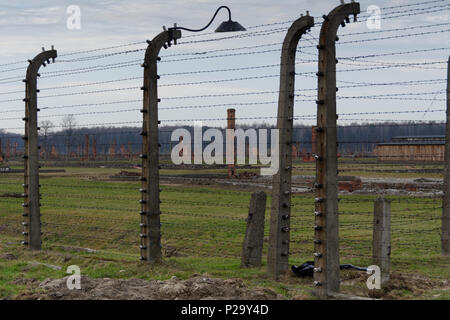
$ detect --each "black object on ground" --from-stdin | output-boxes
[291,261,368,277]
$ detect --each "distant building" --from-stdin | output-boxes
[374,135,445,162]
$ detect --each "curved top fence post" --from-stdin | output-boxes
[23,47,57,250]
[267,13,314,279]
[140,29,181,264]
[314,2,360,298]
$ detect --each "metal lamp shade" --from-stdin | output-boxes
[215,20,246,32]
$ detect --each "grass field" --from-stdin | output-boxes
[0,162,449,299]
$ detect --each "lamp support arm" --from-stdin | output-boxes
[170,6,232,33]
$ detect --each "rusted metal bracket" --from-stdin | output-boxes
[140,30,181,263]
[267,14,314,279]
[314,1,360,298]
[23,47,57,250]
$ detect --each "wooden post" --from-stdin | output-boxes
[92,138,96,161]
[314,2,360,298]
[140,29,181,264]
[311,126,317,155]
[23,47,57,250]
[6,140,10,160]
[84,134,89,161]
[109,140,116,158]
[227,108,236,177]
[373,198,391,285]
[267,14,314,279]
[128,141,132,159]
[443,56,450,256]
[241,191,267,267]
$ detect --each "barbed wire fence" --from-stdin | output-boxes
[0,0,449,297]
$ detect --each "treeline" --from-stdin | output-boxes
[0,121,445,156]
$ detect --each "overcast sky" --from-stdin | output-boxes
[0,0,449,134]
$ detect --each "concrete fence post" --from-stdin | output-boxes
[373,198,391,285]
[140,30,181,264]
[267,13,314,279]
[443,56,450,256]
[22,47,57,250]
[314,2,360,298]
[241,191,267,267]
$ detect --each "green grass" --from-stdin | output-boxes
[0,163,448,300]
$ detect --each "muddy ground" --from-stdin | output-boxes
[12,271,449,300]
[16,275,285,300]
[156,174,443,197]
[339,271,449,299]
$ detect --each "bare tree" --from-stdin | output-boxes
[39,120,54,160]
[60,115,77,159]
